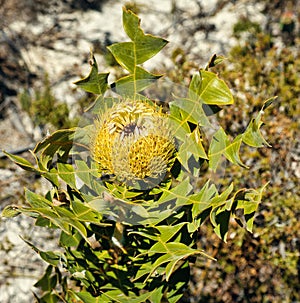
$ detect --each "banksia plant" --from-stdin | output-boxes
[1,7,274,303]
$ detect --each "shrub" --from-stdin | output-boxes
[1,8,273,303]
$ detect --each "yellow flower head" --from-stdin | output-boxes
[91,100,176,188]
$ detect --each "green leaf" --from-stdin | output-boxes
[210,183,234,211]
[22,238,62,266]
[18,193,92,242]
[113,67,162,96]
[262,96,276,111]
[21,207,71,234]
[170,97,210,127]
[57,162,76,188]
[224,135,247,167]
[157,177,193,206]
[145,242,214,282]
[42,168,59,187]
[34,292,59,303]
[33,129,75,171]
[74,51,109,95]
[169,104,194,142]
[155,223,187,243]
[208,127,248,171]
[25,189,53,208]
[34,265,57,291]
[235,183,268,232]
[71,200,106,225]
[109,8,167,70]
[1,205,21,218]
[149,285,164,303]
[242,104,272,147]
[108,42,135,72]
[131,223,186,244]
[133,260,155,281]
[212,209,231,242]
[177,126,208,174]
[59,230,81,247]
[74,291,103,303]
[52,206,89,241]
[76,288,155,303]
[190,181,218,218]
[209,183,234,241]
[107,8,167,96]
[205,54,227,70]
[34,129,75,154]
[75,159,93,187]
[2,151,37,172]
[189,71,234,105]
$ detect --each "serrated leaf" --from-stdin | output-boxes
[73,291,103,303]
[189,72,202,96]
[235,183,268,232]
[262,96,276,111]
[42,168,59,187]
[133,260,154,281]
[90,288,155,303]
[157,177,193,206]
[108,37,166,73]
[34,265,57,291]
[52,206,88,240]
[108,42,135,72]
[17,196,91,243]
[177,126,208,174]
[189,71,233,105]
[224,134,247,168]
[107,8,167,97]
[190,181,218,218]
[212,210,231,242]
[209,183,234,241]
[75,159,93,187]
[21,207,71,234]
[242,110,271,148]
[34,291,59,303]
[25,189,53,208]
[155,222,187,243]
[34,129,75,154]
[74,51,109,95]
[169,104,193,142]
[132,222,186,244]
[111,8,168,68]
[59,230,81,247]
[129,178,193,226]
[57,162,76,188]
[71,200,106,225]
[1,205,21,218]
[205,54,227,70]
[210,186,234,213]
[170,97,210,127]
[145,242,214,282]
[2,151,37,172]
[208,127,247,171]
[112,66,162,96]
[22,238,62,266]
[149,285,164,303]
[33,129,75,171]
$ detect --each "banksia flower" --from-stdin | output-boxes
[91,99,176,188]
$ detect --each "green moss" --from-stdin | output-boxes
[19,74,75,131]
[233,18,261,39]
